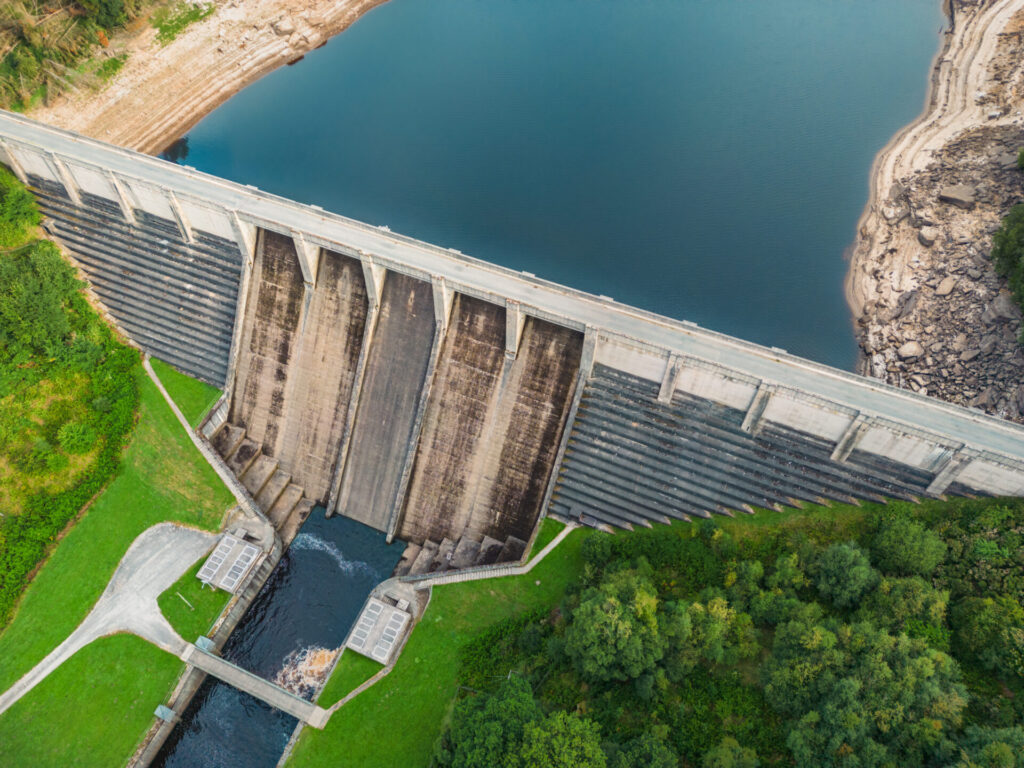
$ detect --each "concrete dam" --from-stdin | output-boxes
[3,110,1024,573]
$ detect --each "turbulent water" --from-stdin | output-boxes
[170,0,945,369]
[154,514,401,768]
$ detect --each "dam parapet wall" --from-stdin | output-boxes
[2,109,1023,543]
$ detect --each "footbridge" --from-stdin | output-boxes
[180,644,329,728]
[2,110,1023,555]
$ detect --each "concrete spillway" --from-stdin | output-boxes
[273,250,368,501]
[399,295,509,543]
[334,271,436,531]
[229,230,306,454]
[398,304,582,556]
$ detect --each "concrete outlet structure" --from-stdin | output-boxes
[2,110,1023,552]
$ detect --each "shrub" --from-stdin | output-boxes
[57,422,99,454]
[991,204,1024,312]
[870,516,947,576]
[814,542,878,609]
[0,165,40,247]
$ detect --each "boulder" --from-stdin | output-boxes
[893,290,919,320]
[918,226,939,247]
[980,335,999,355]
[952,333,968,352]
[938,184,977,210]
[981,292,1021,324]
[960,348,981,362]
[897,341,924,359]
[272,17,295,35]
[934,276,957,296]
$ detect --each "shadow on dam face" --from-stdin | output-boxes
[398,297,583,548]
[335,271,436,531]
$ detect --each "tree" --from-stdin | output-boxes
[951,726,1024,768]
[438,676,541,768]
[856,576,948,634]
[870,516,947,577]
[991,203,1024,310]
[565,569,665,683]
[610,727,677,768]
[815,543,878,609]
[0,167,40,247]
[0,240,81,365]
[703,736,759,768]
[518,711,607,768]
[951,597,1024,680]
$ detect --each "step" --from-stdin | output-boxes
[394,542,422,578]
[409,540,440,576]
[268,483,304,527]
[241,454,278,497]
[281,498,316,543]
[212,424,245,460]
[431,538,456,571]
[226,438,260,477]
[475,536,505,567]
[497,535,527,564]
[256,469,292,512]
[450,537,481,570]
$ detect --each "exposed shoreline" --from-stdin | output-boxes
[846,0,1024,421]
[28,0,390,154]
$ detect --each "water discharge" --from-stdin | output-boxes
[154,514,401,768]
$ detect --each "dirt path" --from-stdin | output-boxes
[0,523,215,717]
[29,0,389,155]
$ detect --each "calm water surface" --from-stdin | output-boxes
[171,0,944,369]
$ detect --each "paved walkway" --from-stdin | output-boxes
[0,523,215,717]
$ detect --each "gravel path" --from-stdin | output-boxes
[0,523,215,717]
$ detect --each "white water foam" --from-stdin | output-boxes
[274,645,340,698]
[290,533,379,578]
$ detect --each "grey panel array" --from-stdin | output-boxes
[549,365,944,530]
[27,176,242,385]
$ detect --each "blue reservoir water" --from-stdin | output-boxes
[154,514,402,768]
[169,0,945,368]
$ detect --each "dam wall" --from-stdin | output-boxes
[3,110,1024,554]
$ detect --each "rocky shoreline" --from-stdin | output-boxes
[849,0,1024,423]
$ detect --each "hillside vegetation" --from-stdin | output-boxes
[0,165,140,626]
[434,498,1024,768]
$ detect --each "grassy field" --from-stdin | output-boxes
[0,372,234,766]
[288,519,591,768]
[150,357,222,428]
[157,560,232,643]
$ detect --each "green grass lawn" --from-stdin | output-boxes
[157,560,232,643]
[319,652,384,705]
[0,372,234,766]
[288,524,592,768]
[0,634,182,768]
[150,357,223,427]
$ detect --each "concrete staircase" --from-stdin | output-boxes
[394,532,527,577]
[211,422,316,537]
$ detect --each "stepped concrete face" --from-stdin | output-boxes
[5,111,1024,544]
[26,179,241,385]
[335,271,436,531]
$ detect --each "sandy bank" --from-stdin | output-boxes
[847,0,1024,422]
[29,0,389,155]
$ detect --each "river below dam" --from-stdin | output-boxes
[153,514,401,768]
[168,0,945,369]
[157,1,946,764]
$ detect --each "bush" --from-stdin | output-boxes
[814,542,879,609]
[870,516,947,576]
[57,422,99,454]
[991,204,1024,313]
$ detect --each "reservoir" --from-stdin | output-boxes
[169,0,945,369]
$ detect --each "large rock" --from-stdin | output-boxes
[938,184,977,210]
[897,341,924,359]
[934,276,957,296]
[272,17,295,35]
[918,226,939,247]
[960,348,981,362]
[981,292,1021,324]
